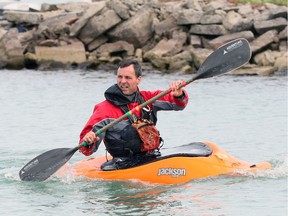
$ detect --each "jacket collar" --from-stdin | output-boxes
[104,84,139,106]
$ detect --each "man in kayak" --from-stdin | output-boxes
[79,58,188,170]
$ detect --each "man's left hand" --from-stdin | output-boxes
[170,80,184,97]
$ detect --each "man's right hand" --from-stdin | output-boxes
[83,131,99,145]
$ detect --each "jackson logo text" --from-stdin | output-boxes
[157,168,186,178]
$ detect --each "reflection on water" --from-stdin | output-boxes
[79,179,229,216]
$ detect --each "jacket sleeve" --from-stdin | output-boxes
[170,90,188,108]
[142,89,189,112]
[78,105,104,156]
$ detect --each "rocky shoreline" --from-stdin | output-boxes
[0,0,287,75]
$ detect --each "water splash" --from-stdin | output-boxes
[3,166,22,182]
[237,158,288,179]
[54,163,79,184]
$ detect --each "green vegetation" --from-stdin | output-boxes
[237,0,287,6]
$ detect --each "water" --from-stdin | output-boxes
[0,69,287,216]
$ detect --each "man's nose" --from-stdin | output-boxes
[120,78,127,83]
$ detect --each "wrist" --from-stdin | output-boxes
[174,91,185,99]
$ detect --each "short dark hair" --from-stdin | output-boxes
[118,58,142,77]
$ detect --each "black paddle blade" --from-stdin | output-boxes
[194,38,251,81]
[19,147,79,182]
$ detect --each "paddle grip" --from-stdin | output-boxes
[80,141,88,147]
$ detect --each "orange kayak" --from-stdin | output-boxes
[57,141,272,184]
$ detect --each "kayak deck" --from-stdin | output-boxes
[57,141,272,184]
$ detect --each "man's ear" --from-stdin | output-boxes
[137,76,142,85]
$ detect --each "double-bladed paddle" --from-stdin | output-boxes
[19,38,251,182]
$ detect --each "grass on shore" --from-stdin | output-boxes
[237,0,287,6]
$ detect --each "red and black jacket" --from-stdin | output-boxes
[79,84,188,156]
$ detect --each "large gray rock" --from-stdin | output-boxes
[69,1,106,37]
[190,35,202,48]
[18,29,35,52]
[87,35,108,52]
[0,28,24,69]
[223,11,253,32]
[3,8,67,24]
[200,14,223,25]
[169,50,193,71]
[279,40,287,52]
[190,47,213,69]
[3,10,43,25]
[108,7,155,48]
[237,3,255,17]
[254,17,287,34]
[146,31,186,56]
[274,54,288,75]
[250,30,278,53]
[190,24,228,35]
[254,49,287,74]
[0,28,6,40]
[55,2,91,12]
[79,9,121,45]
[146,39,181,57]
[230,64,275,76]
[143,30,187,70]
[36,13,79,40]
[181,0,203,11]
[254,50,281,66]
[279,26,287,40]
[175,9,203,25]
[107,0,130,20]
[35,39,86,64]
[202,0,227,12]
[153,16,178,36]
[208,31,255,49]
[268,4,288,19]
[95,40,134,57]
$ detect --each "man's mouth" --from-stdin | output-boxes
[120,85,128,91]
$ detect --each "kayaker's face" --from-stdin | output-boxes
[117,65,141,95]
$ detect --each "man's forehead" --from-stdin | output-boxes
[118,64,134,70]
[117,65,135,75]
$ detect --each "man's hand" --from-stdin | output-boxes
[170,80,184,97]
[83,131,99,145]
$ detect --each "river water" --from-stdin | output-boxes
[0,69,287,216]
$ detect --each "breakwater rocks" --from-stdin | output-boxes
[0,0,287,75]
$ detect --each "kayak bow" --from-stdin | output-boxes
[57,141,272,184]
